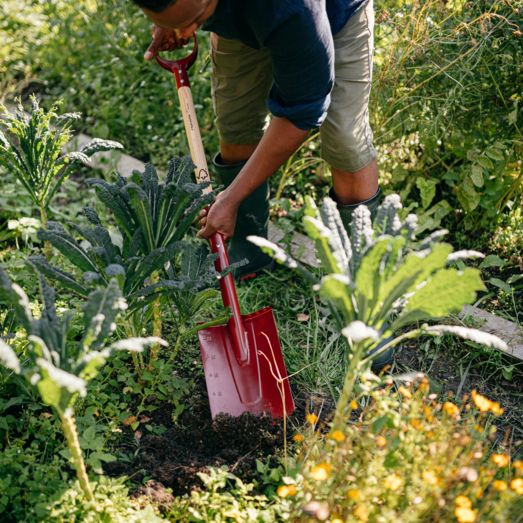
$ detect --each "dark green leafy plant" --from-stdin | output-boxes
[0,263,162,501]
[84,156,222,351]
[128,242,236,362]
[249,194,506,428]
[31,222,234,374]
[32,220,181,301]
[86,156,218,252]
[0,96,122,227]
[32,159,242,372]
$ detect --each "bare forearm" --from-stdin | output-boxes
[224,117,310,204]
[197,117,310,240]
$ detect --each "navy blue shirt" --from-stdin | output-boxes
[202,0,368,130]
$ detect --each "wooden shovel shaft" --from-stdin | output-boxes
[177,86,212,193]
[175,84,250,365]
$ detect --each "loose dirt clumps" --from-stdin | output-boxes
[129,481,175,514]
[105,381,291,496]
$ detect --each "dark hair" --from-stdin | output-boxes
[130,0,179,13]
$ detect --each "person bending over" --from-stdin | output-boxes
[134,0,380,281]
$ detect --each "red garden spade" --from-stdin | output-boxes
[156,35,295,419]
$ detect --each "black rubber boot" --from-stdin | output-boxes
[329,186,394,371]
[212,153,274,281]
[328,186,382,227]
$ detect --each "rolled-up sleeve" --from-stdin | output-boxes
[264,2,334,130]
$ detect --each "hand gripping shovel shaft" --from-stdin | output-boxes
[156,36,295,419]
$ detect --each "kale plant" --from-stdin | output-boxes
[33,158,242,372]
[0,264,162,501]
[0,96,122,227]
[249,194,507,428]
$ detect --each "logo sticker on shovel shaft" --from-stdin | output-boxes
[199,307,295,419]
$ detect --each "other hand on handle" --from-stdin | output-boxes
[197,191,239,241]
[144,24,189,60]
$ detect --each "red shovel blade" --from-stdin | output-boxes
[198,306,295,419]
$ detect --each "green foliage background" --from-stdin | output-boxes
[2,0,522,240]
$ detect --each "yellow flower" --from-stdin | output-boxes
[443,401,459,417]
[411,419,421,429]
[277,485,297,497]
[426,431,435,438]
[492,480,508,491]
[455,507,476,522]
[311,463,332,481]
[422,470,440,485]
[419,379,430,392]
[455,496,472,508]
[350,400,358,409]
[490,402,504,415]
[383,473,402,491]
[424,407,434,422]
[330,430,346,442]
[354,506,368,522]
[399,386,412,399]
[293,434,304,443]
[376,436,387,447]
[490,454,510,468]
[474,424,483,432]
[332,520,344,523]
[511,478,523,495]
[306,413,318,424]
[514,460,523,470]
[223,499,244,522]
[347,488,361,500]
[471,390,492,412]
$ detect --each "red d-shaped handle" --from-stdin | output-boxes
[155,33,199,89]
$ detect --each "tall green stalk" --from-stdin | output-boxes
[148,271,162,370]
[61,414,94,502]
[331,343,365,431]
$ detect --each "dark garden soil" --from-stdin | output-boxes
[104,374,334,501]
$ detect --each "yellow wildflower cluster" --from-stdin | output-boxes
[424,406,434,422]
[347,489,361,500]
[306,413,318,424]
[330,430,346,442]
[277,484,297,498]
[287,384,522,523]
[422,470,440,485]
[512,478,523,495]
[455,496,476,522]
[354,505,368,522]
[492,480,507,491]
[490,453,510,468]
[443,401,459,417]
[398,386,412,399]
[471,390,504,415]
[384,473,402,491]
[311,463,332,481]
